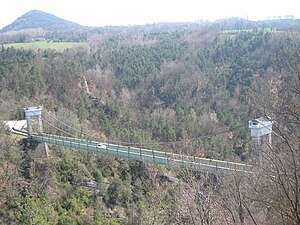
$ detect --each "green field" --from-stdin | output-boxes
[222,27,277,34]
[3,41,86,51]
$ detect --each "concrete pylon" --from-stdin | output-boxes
[249,116,273,162]
[24,106,48,157]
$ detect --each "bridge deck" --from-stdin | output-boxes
[4,119,252,173]
[29,133,252,173]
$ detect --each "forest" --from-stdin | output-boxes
[0,20,299,224]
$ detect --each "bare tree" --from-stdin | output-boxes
[244,32,300,225]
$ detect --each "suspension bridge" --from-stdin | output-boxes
[5,107,254,174]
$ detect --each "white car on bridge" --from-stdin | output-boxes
[97,143,107,149]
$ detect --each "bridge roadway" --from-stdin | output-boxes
[22,131,251,173]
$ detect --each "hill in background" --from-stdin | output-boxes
[1,10,300,45]
[0,10,86,33]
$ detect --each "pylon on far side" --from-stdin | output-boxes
[249,116,273,162]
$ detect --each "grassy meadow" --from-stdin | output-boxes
[222,27,277,34]
[3,41,86,51]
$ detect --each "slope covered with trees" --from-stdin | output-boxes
[0,20,299,224]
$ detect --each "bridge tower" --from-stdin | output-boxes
[24,106,48,157]
[249,116,273,161]
[24,106,43,136]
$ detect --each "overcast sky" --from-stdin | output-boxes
[1,0,300,29]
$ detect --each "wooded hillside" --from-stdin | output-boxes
[0,20,299,224]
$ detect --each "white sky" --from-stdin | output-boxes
[1,0,300,29]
